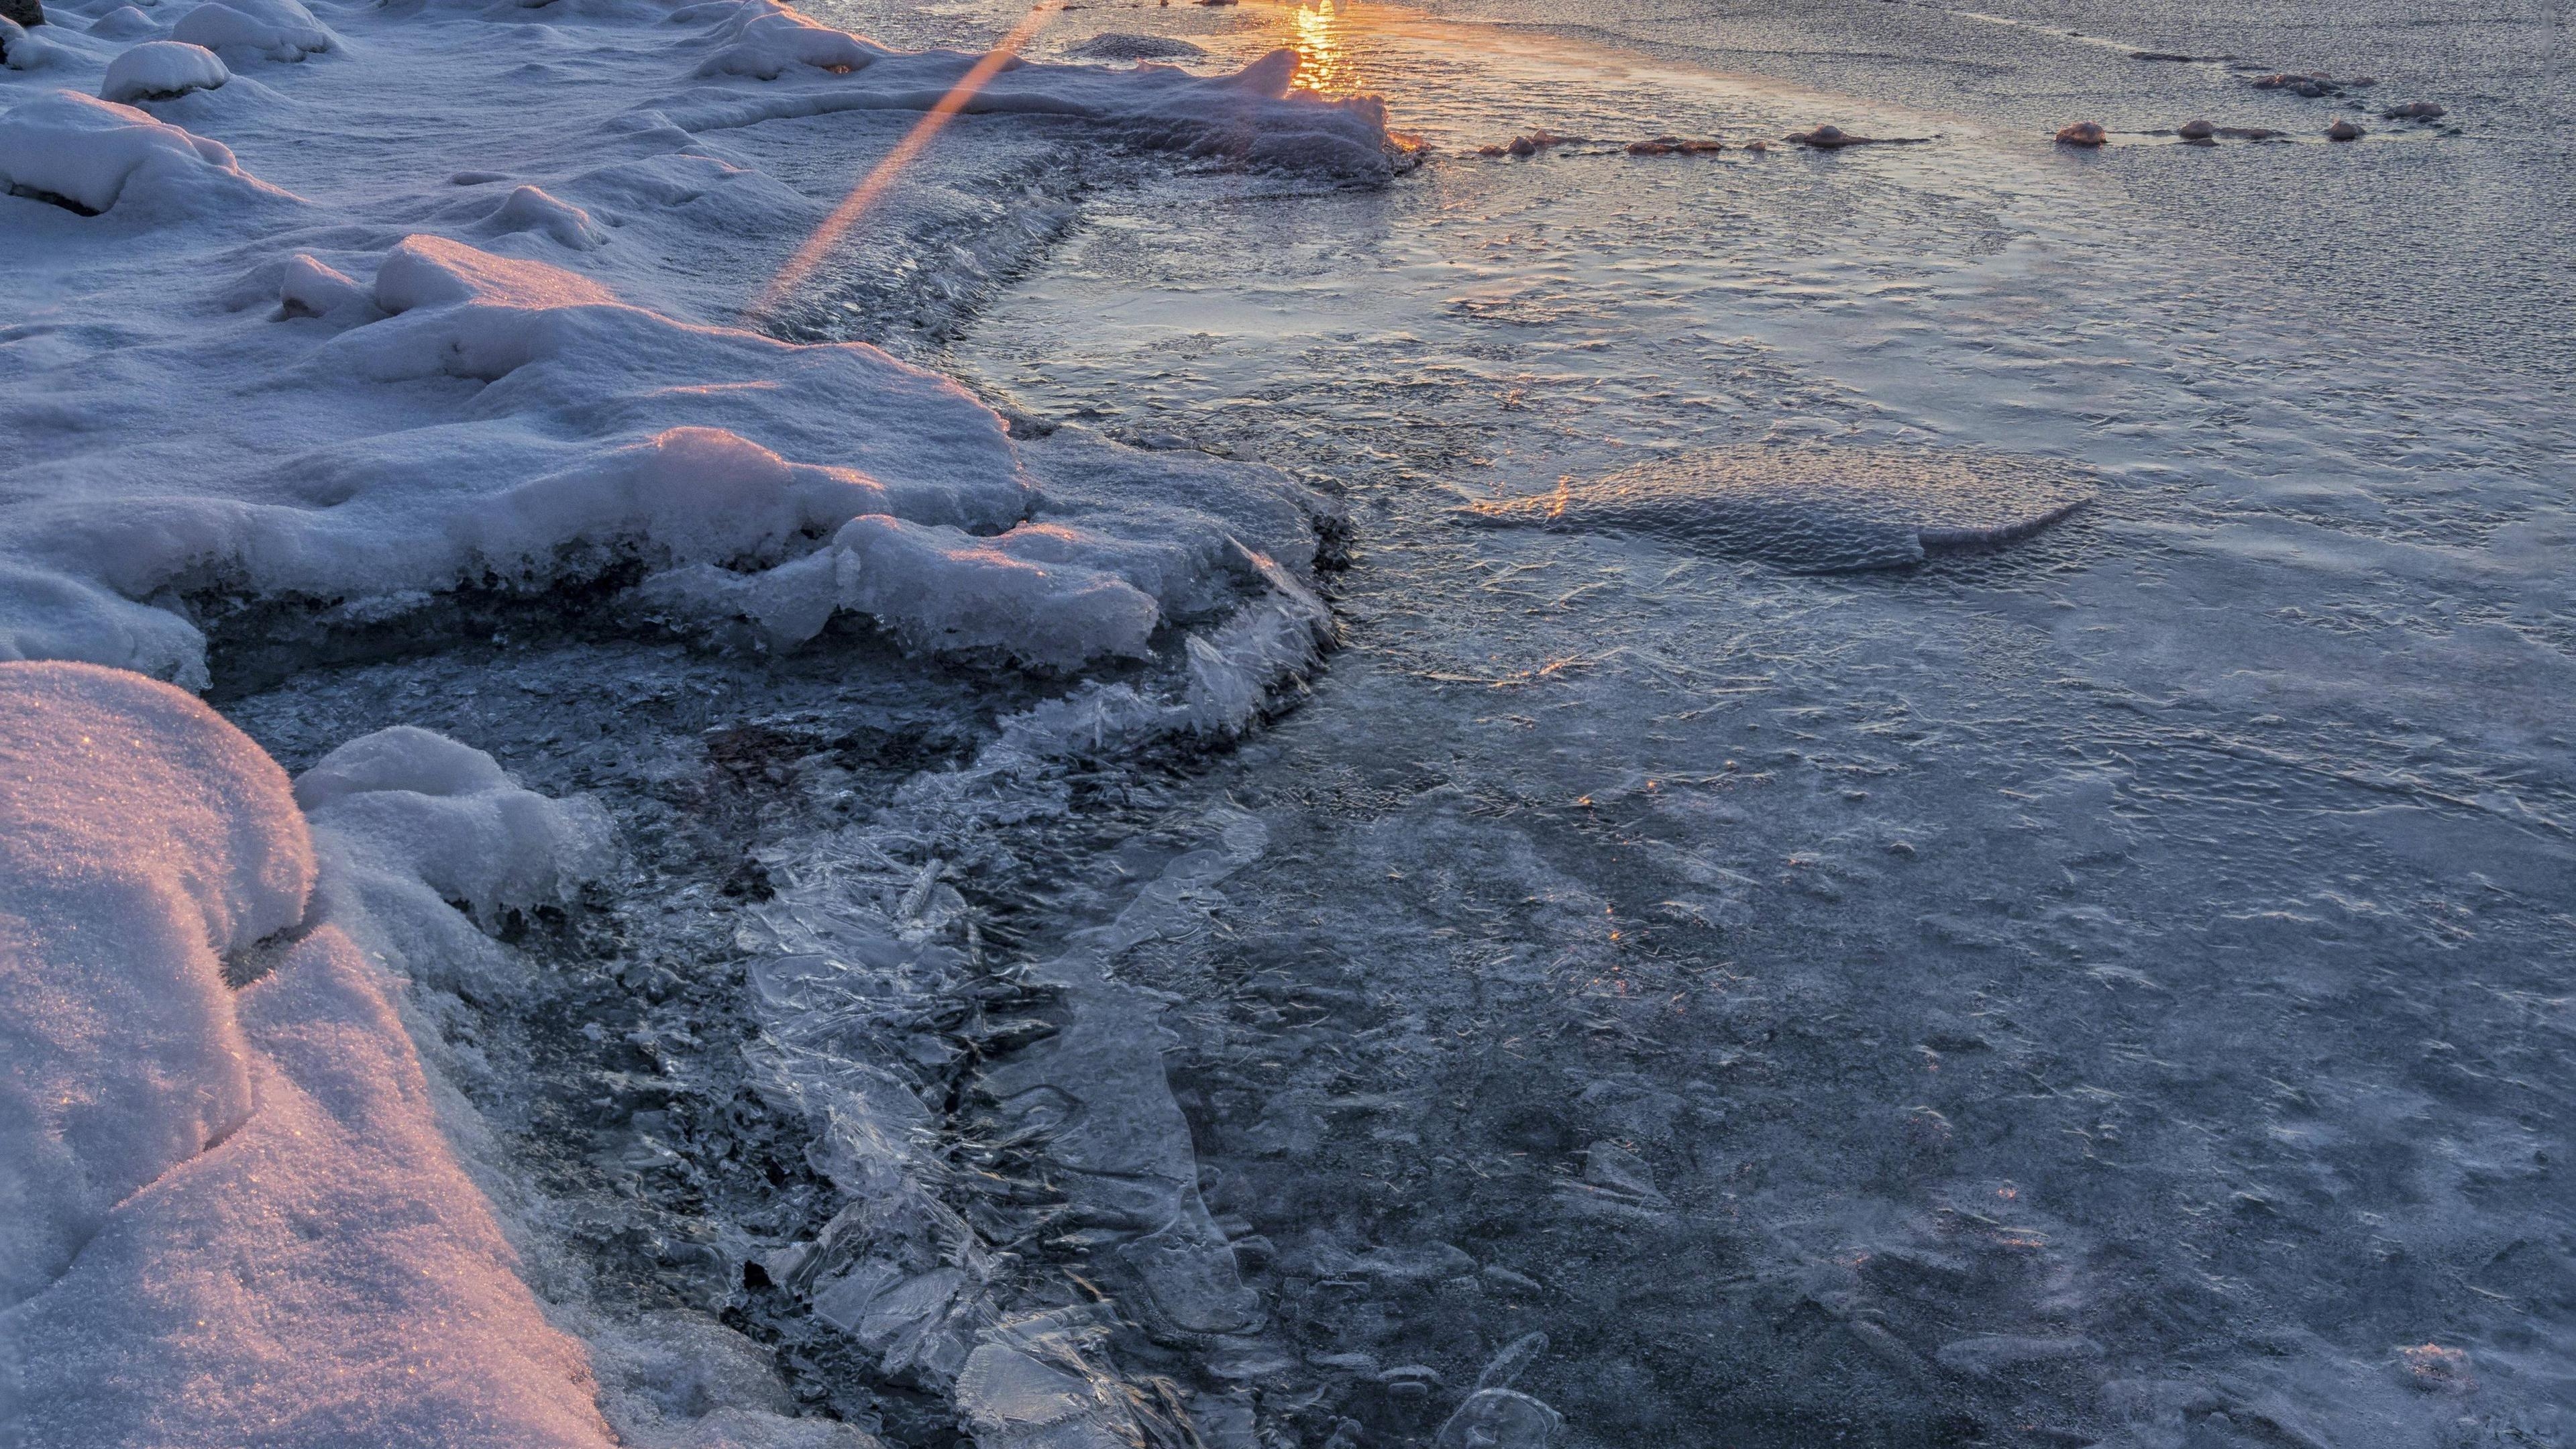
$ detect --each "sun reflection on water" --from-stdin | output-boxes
[1287,0,1357,95]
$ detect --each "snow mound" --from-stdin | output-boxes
[1,15,78,70]
[296,726,614,996]
[0,661,311,1309]
[1465,446,2096,572]
[477,182,608,250]
[0,663,619,1449]
[276,250,372,318]
[100,40,229,102]
[296,724,614,923]
[87,6,162,39]
[0,89,292,215]
[692,0,888,80]
[170,0,334,60]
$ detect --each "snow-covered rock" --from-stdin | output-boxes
[169,0,332,60]
[0,89,290,215]
[99,39,227,101]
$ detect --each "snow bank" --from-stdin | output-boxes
[0,88,290,214]
[99,40,227,103]
[2,229,1335,685]
[690,0,888,81]
[0,661,619,1449]
[0,661,309,1309]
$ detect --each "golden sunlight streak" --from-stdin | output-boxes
[1289,0,1356,95]
[749,2,1063,321]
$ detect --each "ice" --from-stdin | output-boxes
[662,24,1395,179]
[1063,33,1210,62]
[167,0,331,61]
[0,661,618,1448]
[0,89,289,215]
[99,39,225,102]
[1464,446,2096,572]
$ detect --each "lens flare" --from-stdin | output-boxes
[749,2,1063,322]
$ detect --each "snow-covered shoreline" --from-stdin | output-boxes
[3,0,1382,1441]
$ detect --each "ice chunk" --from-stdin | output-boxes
[169,0,332,59]
[0,89,292,215]
[296,724,614,927]
[834,515,1163,669]
[1464,446,2095,572]
[100,40,227,101]
[1432,1391,1562,1449]
[1934,1334,2106,1379]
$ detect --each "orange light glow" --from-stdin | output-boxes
[1289,0,1356,95]
[750,2,1063,321]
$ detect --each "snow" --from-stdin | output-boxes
[167,0,333,62]
[0,661,309,1309]
[0,661,616,1448]
[99,40,227,103]
[87,7,161,40]
[1,0,1373,1436]
[0,89,288,215]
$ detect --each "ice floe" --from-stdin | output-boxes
[1463,446,2095,572]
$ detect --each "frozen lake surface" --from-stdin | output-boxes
[847,1,2576,1444]
[12,0,2567,1444]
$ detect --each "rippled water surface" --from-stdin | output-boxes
[784,2,2576,1444]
